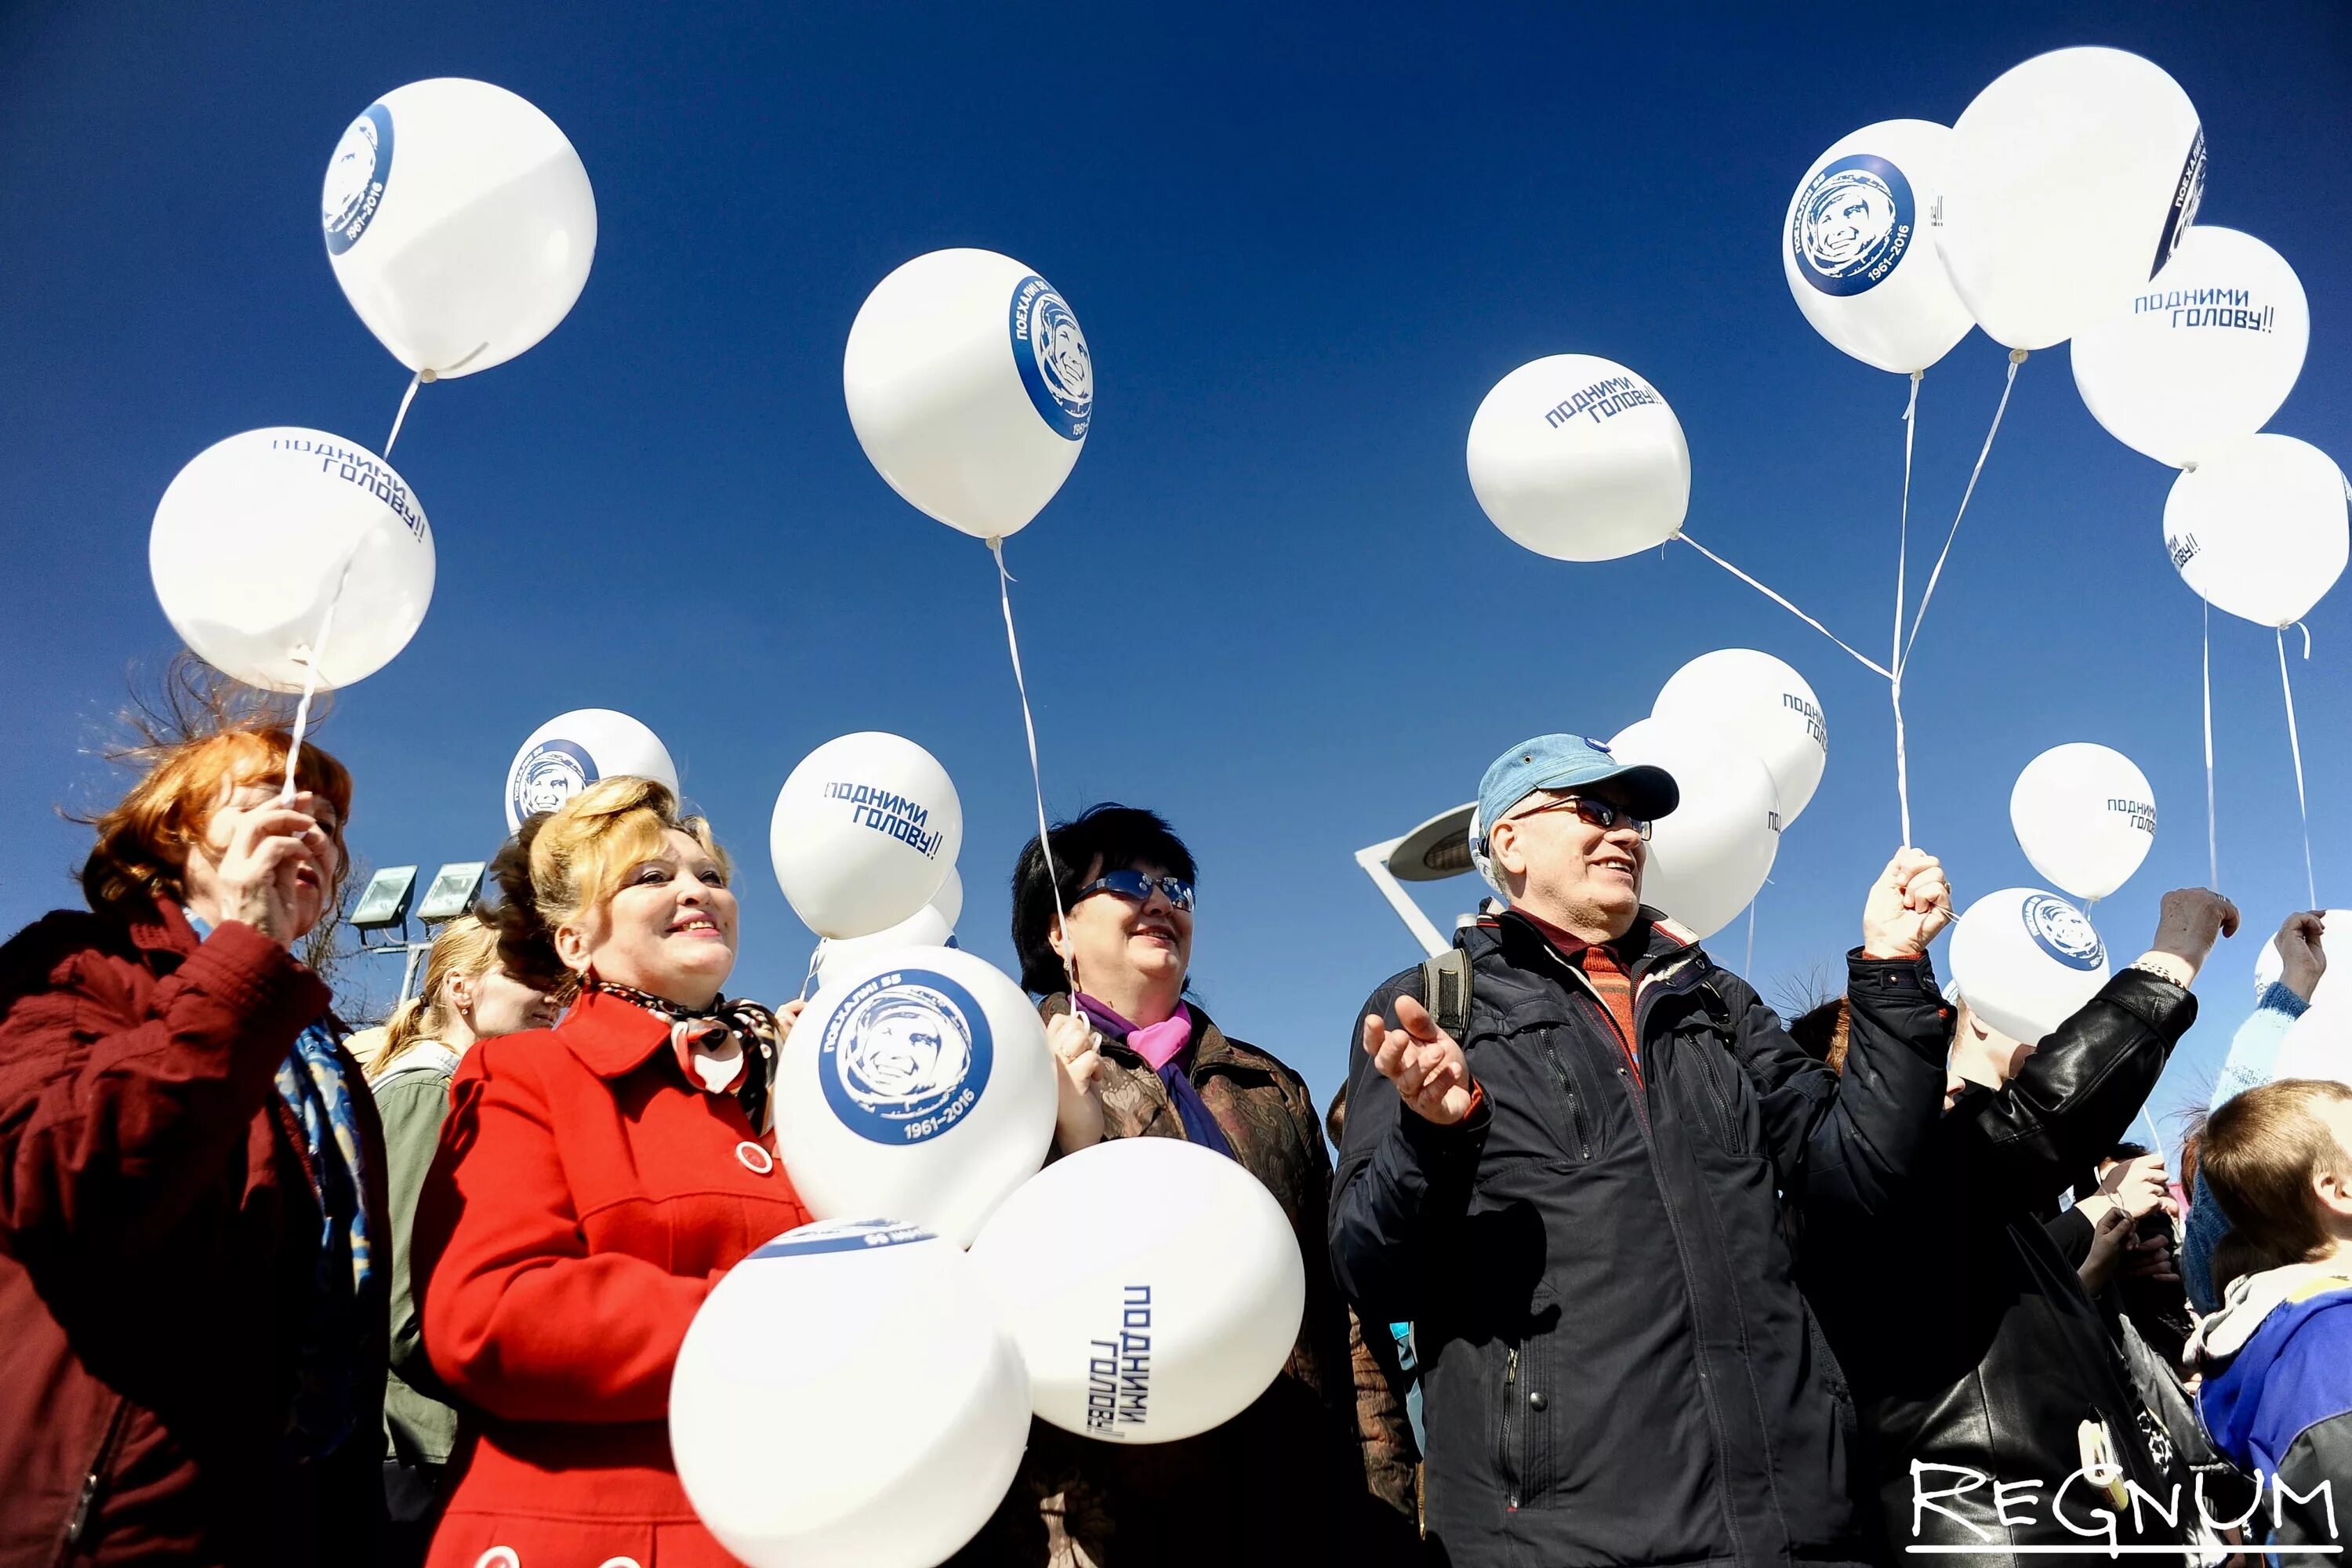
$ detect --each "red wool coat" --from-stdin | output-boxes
[413,989,811,1568]
[0,902,385,1566]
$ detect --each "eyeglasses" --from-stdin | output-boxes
[1507,794,1653,842]
[1076,869,1196,911]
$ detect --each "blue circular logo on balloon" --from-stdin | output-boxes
[510,739,597,822]
[2022,895,2103,971]
[323,103,394,256]
[1791,154,1915,297]
[1008,274,1091,440]
[818,968,994,1145]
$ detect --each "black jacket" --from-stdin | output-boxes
[1800,969,2201,1554]
[1330,910,1948,1568]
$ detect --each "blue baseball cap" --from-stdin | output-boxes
[1474,734,1679,854]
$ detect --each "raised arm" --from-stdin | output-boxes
[0,913,326,1261]
[1970,890,2233,1210]
[1740,849,1955,1218]
[415,1050,715,1425]
[1329,981,1488,1322]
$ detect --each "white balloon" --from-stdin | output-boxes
[844,249,1091,539]
[1467,355,1690,561]
[2072,227,2310,468]
[930,865,965,931]
[2163,434,2350,627]
[1947,887,2111,1043]
[503,709,680,832]
[969,1137,1305,1445]
[148,428,434,692]
[323,79,596,378]
[2274,1003,2352,1089]
[812,905,956,991]
[671,1220,1029,1568]
[2253,909,2350,1007]
[771,732,962,939]
[1606,717,1777,940]
[1782,119,1976,374]
[774,946,1056,1247]
[1653,649,1828,823]
[2008,744,2156,902]
[1936,48,2203,350]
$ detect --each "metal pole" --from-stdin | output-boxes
[1355,839,1450,958]
[396,940,427,1005]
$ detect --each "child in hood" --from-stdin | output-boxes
[2190,1076,2352,1550]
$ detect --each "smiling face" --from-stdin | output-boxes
[1488,786,1646,942]
[1051,854,1192,1002]
[555,826,738,1007]
[185,778,344,942]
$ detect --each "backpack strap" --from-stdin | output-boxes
[1421,928,1475,1040]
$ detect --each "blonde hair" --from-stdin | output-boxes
[373,916,502,1078]
[485,777,724,996]
[2203,1078,2352,1293]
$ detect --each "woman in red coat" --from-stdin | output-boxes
[0,699,383,1567]
[413,777,811,1568]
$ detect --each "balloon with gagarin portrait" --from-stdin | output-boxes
[1791,154,1915,298]
[322,103,394,256]
[509,739,597,822]
[1009,274,1092,440]
[819,969,996,1145]
[2022,894,2104,971]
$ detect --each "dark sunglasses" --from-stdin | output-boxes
[1076,869,1196,911]
[1508,794,1653,842]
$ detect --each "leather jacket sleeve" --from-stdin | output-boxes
[1967,968,2198,1212]
[1726,949,1950,1219]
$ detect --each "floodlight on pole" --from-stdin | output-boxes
[416,862,486,924]
[354,860,495,1005]
[1354,803,1477,958]
[350,866,418,935]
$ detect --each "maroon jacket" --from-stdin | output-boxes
[0,900,387,1566]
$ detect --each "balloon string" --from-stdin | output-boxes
[1893,371,1922,848]
[279,555,358,802]
[384,369,428,457]
[988,535,1072,979]
[800,943,825,1003]
[1675,533,1891,679]
[1904,348,2027,669]
[1744,896,1757,978]
[2278,626,2317,908]
[2203,601,2218,891]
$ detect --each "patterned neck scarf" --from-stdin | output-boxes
[1073,993,1236,1160]
[583,975,781,1132]
[276,1018,381,1461]
[179,906,378,1461]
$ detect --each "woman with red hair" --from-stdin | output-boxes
[0,682,387,1567]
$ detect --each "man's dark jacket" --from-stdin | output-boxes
[1330,909,1948,1568]
[1800,970,2203,1554]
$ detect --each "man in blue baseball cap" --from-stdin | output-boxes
[1331,731,1955,1568]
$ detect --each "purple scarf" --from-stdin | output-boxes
[1073,993,1236,1159]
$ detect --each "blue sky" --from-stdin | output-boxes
[3,1,2348,1148]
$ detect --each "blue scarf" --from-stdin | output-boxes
[1073,994,1236,1159]
[274,1017,380,1461]
[185,907,379,1462]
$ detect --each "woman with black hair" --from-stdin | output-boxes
[953,804,1419,1566]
